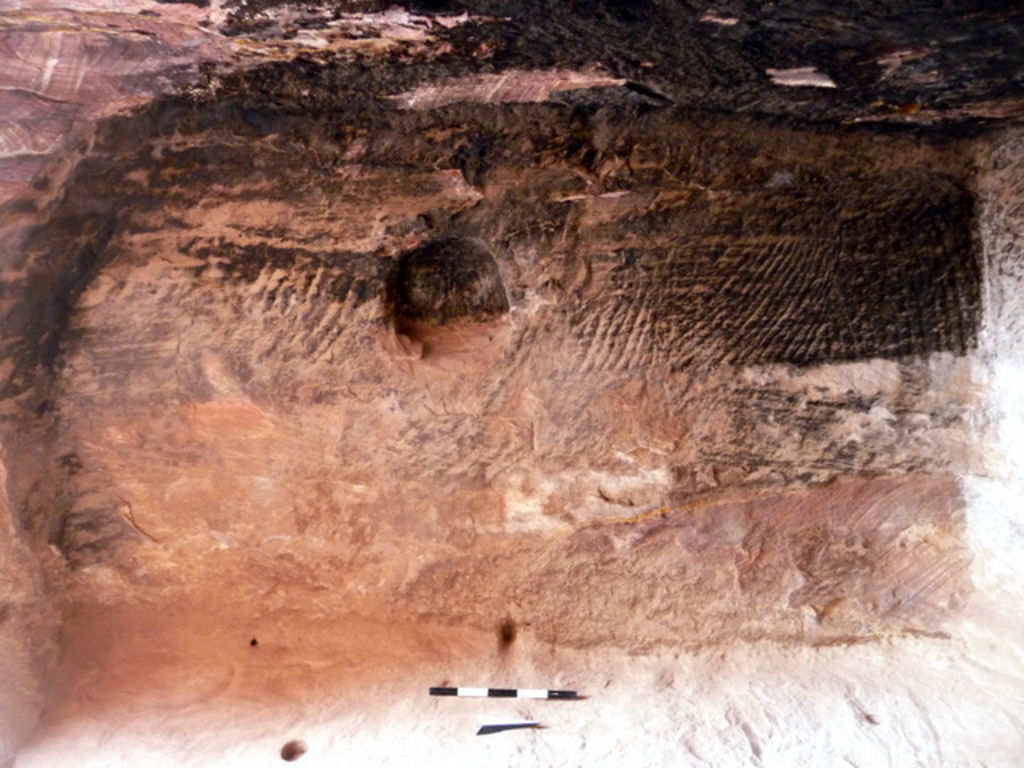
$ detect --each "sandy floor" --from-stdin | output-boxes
[13,594,1024,768]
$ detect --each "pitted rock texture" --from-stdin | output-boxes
[5,101,980,394]
[2,3,1024,765]
[0,96,976,655]
[4,0,1022,209]
[216,0,1024,124]
[978,129,1024,358]
[403,476,970,649]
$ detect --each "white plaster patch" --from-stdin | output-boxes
[766,67,837,88]
[964,356,1024,591]
[499,477,567,534]
[960,130,1024,662]
[388,69,626,110]
[700,12,739,25]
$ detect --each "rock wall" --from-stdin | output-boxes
[8,101,978,649]
[0,3,1023,765]
[0,450,57,768]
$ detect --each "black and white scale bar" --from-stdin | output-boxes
[429,687,579,700]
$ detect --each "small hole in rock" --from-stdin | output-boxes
[250,638,258,647]
[498,618,517,650]
[280,740,306,761]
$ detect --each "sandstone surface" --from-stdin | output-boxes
[1,2,1023,766]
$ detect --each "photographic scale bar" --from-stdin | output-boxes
[429,687,580,699]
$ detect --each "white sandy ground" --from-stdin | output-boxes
[11,599,1024,768]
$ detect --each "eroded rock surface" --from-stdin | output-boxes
[5,105,976,637]
[1,2,1023,766]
